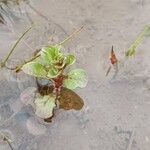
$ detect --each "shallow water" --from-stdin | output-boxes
[0,0,150,150]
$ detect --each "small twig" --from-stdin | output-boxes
[127,129,135,150]
[15,53,40,72]
[4,138,13,150]
[0,25,33,68]
[0,132,13,150]
[106,65,111,76]
[58,25,84,46]
[3,52,40,72]
[1,24,84,73]
[13,26,84,72]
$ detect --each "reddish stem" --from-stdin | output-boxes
[52,75,64,102]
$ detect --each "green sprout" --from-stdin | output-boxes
[106,24,150,79]
[21,44,87,119]
[0,25,85,121]
[126,24,150,57]
[0,25,86,122]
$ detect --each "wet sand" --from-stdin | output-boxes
[0,0,150,149]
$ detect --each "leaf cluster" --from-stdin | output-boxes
[22,45,87,90]
[21,45,87,120]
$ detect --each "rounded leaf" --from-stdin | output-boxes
[63,69,88,90]
[22,62,47,78]
[34,94,56,119]
[59,87,84,110]
[66,54,76,66]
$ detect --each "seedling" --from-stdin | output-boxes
[21,44,87,121]
[106,46,118,77]
[0,25,87,122]
[106,24,150,78]
[126,24,150,57]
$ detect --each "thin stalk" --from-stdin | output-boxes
[0,25,33,68]
[4,138,13,150]
[106,65,111,76]
[58,25,84,46]
[126,24,150,57]
[0,132,13,150]
[15,54,40,72]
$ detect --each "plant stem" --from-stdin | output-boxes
[0,25,33,68]
[0,132,13,150]
[126,24,150,57]
[58,25,84,46]
[15,54,40,72]
[4,138,14,150]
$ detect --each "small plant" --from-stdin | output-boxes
[106,46,118,77]
[126,24,150,57]
[21,44,87,120]
[0,25,87,122]
[106,24,150,78]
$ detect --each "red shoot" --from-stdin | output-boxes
[110,46,118,65]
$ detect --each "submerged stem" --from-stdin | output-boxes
[0,25,33,68]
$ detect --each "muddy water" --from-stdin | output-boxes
[0,0,150,150]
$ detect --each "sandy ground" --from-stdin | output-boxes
[0,0,150,149]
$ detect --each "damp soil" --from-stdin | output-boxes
[0,0,150,150]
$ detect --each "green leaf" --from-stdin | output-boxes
[22,62,47,78]
[63,69,88,90]
[66,54,76,66]
[34,94,56,119]
[40,45,64,65]
[47,67,61,78]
